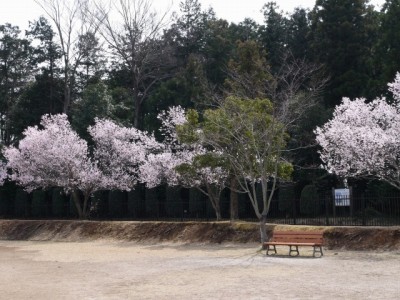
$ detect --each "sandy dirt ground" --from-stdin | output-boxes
[0,240,399,300]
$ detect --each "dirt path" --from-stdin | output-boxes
[0,240,399,300]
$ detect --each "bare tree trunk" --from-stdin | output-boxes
[214,203,222,221]
[259,214,268,244]
[134,96,141,128]
[94,0,172,129]
[71,190,86,219]
[82,192,90,218]
[205,184,222,221]
[63,81,71,113]
[35,0,96,115]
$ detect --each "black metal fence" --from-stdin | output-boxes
[0,186,399,226]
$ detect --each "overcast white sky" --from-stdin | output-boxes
[0,0,385,31]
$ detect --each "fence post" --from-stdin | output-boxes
[332,188,336,220]
[292,197,296,225]
[325,195,330,226]
[349,187,353,217]
[362,196,366,226]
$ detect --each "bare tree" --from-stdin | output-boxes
[34,0,100,113]
[266,53,328,130]
[94,0,175,128]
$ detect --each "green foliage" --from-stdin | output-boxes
[71,82,112,139]
[279,185,295,213]
[228,18,260,43]
[300,184,320,216]
[311,0,377,106]
[109,87,133,126]
[176,109,201,144]
[375,0,400,95]
[224,40,272,99]
[9,75,64,139]
[278,162,294,181]
[0,24,34,144]
[288,102,332,183]
[175,152,228,184]
[202,19,233,86]
[172,0,215,62]
[144,54,207,133]
[202,97,292,181]
[25,17,61,67]
[365,180,398,198]
[286,8,312,60]
[259,2,288,72]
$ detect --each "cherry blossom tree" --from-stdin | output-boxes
[3,114,105,218]
[141,106,228,220]
[315,73,400,189]
[88,118,162,191]
[0,163,7,185]
[174,151,228,220]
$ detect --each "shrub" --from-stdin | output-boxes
[279,186,295,213]
[300,184,320,216]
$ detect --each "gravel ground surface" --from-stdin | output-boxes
[0,240,399,300]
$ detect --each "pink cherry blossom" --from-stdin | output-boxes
[88,118,163,191]
[315,73,400,189]
[3,114,106,218]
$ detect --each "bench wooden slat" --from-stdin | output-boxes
[263,230,324,257]
[265,242,319,246]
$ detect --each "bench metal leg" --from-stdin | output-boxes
[266,245,277,255]
[313,246,323,258]
[289,245,299,256]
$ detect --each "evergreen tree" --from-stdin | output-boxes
[71,82,113,140]
[228,18,260,43]
[8,74,64,139]
[25,17,63,113]
[0,24,33,144]
[310,0,377,106]
[286,8,312,60]
[171,0,215,63]
[375,0,400,95]
[259,2,288,72]
[224,40,271,99]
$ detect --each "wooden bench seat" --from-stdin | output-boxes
[263,230,324,257]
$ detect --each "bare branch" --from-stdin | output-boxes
[93,0,175,128]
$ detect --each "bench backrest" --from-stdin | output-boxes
[270,231,324,245]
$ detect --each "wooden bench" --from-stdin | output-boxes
[263,230,324,257]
